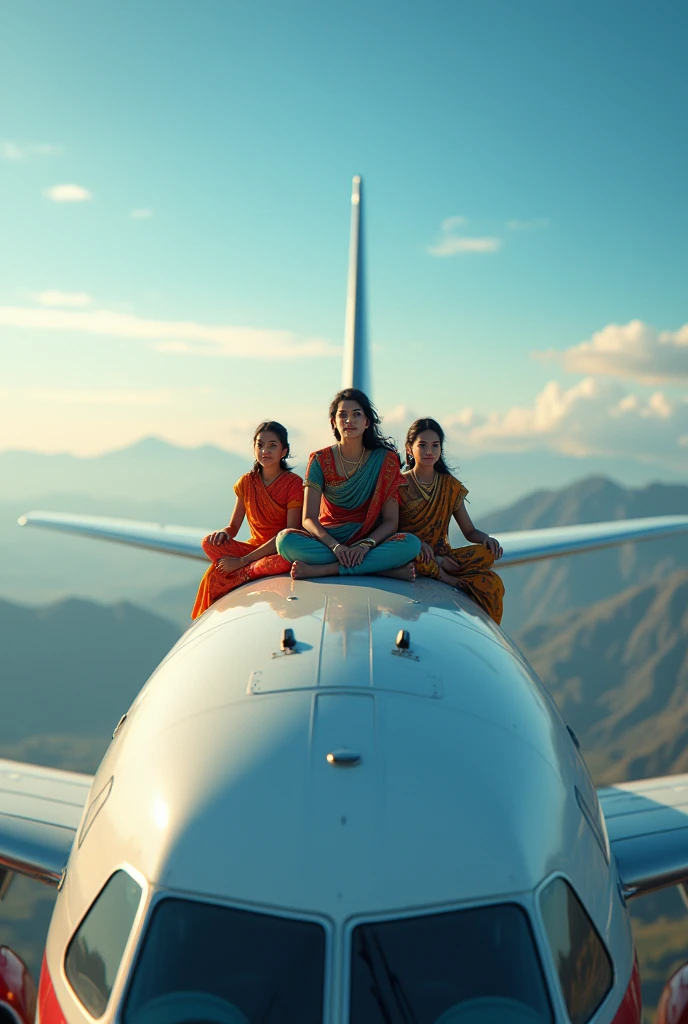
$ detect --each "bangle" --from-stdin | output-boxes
[359,537,376,548]
[332,543,342,553]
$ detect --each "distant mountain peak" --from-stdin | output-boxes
[107,436,236,459]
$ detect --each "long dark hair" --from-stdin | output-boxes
[252,421,292,474]
[328,389,397,453]
[405,417,451,475]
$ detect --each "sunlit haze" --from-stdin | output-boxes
[1,1,686,483]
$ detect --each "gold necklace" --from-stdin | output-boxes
[413,468,437,498]
[338,444,365,479]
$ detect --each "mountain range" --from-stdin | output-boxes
[2,434,682,516]
[0,437,248,505]
[3,437,685,629]
[482,476,688,631]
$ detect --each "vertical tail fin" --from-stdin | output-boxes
[342,175,371,395]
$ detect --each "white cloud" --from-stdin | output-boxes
[430,237,502,256]
[443,378,688,465]
[130,208,153,219]
[448,408,478,428]
[43,183,92,203]
[427,216,502,257]
[0,305,340,360]
[1,140,61,161]
[537,320,688,384]
[26,388,174,406]
[34,290,94,308]
[383,404,413,425]
[440,216,467,232]
[1,140,24,161]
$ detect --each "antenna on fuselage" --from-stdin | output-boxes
[342,175,371,395]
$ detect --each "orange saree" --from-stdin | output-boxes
[398,471,504,624]
[191,470,303,619]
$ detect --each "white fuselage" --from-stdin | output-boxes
[41,575,636,1023]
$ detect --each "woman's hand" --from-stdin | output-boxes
[333,543,366,568]
[419,542,434,564]
[332,544,352,567]
[207,530,230,547]
[484,536,503,560]
[217,555,245,574]
[346,543,370,567]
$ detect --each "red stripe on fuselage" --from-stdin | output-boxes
[38,957,66,1024]
[612,952,642,1023]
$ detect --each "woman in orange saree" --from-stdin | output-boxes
[398,417,505,624]
[191,422,303,619]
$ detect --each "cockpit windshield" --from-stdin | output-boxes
[123,898,326,1024]
[350,903,553,1024]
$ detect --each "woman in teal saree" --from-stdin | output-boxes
[276,389,420,579]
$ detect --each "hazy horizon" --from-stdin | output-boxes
[2,2,686,481]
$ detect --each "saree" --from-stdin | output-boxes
[398,471,504,624]
[276,446,420,572]
[191,470,303,619]
[304,446,405,543]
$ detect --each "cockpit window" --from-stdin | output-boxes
[350,903,553,1023]
[540,877,613,1024]
[123,897,326,1024]
[65,869,143,1018]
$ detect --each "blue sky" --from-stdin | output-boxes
[1,0,686,483]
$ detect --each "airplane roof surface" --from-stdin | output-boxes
[77,576,604,920]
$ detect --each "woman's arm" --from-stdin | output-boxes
[302,485,336,545]
[301,485,355,563]
[217,506,301,574]
[368,497,399,545]
[206,497,245,547]
[346,497,400,567]
[238,507,302,565]
[454,502,503,560]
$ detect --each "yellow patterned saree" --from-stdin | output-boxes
[398,471,504,624]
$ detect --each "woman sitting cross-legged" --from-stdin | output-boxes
[276,388,421,580]
[399,417,505,624]
[191,421,303,618]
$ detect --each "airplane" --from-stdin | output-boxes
[2,176,688,1024]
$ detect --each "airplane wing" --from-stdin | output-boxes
[496,515,688,567]
[19,510,688,566]
[0,759,93,887]
[18,511,208,560]
[598,775,688,899]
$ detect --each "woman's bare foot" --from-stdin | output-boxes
[438,567,459,587]
[291,560,340,580]
[376,564,416,582]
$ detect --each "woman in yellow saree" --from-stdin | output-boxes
[398,418,505,624]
